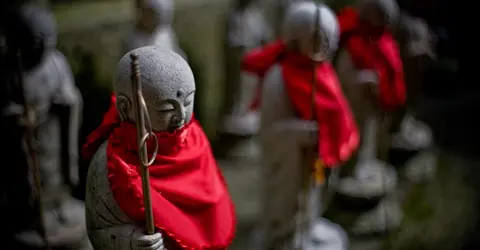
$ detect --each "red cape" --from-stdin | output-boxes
[337,7,406,111]
[242,40,359,166]
[82,97,236,250]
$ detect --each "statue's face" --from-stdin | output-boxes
[116,48,194,133]
[145,78,195,132]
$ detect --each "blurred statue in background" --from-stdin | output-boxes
[0,4,91,249]
[216,0,272,159]
[390,11,435,152]
[261,0,301,39]
[83,47,236,250]
[333,0,405,235]
[123,0,186,59]
[243,2,359,249]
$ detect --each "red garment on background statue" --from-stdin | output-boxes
[82,97,236,250]
[241,40,359,166]
[337,7,406,111]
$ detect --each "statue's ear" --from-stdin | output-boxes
[117,94,132,121]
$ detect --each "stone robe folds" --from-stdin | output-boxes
[242,41,358,249]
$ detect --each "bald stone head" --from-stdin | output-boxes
[115,46,195,132]
[357,0,399,27]
[5,4,57,70]
[283,1,339,61]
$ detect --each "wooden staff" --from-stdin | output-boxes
[130,53,155,235]
[15,51,51,250]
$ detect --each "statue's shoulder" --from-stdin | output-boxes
[86,142,109,205]
[47,50,72,74]
[41,49,74,86]
[397,13,430,40]
[42,50,80,105]
[263,64,284,89]
[86,142,109,193]
[89,142,108,177]
[85,141,134,227]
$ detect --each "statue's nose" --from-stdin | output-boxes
[170,102,186,127]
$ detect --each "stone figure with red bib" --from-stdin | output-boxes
[243,2,359,249]
[334,0,406,234]
[83,47,236,250]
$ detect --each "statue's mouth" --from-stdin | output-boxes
[168,122,184,131]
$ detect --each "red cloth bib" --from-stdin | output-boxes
[242,40,359,166]
[337,7,406,111]
[83,97,236,250]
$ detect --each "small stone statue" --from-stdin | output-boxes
[242,2,359,249]
[123,0,185,59]
[0,5,91,249]
[334,0,405,234]
[220,0,272,151]
[390,12,435,151]
[83,47,236,250]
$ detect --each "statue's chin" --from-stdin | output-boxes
[167,123,184,133]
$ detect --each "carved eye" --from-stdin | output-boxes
[157,103,174,113]
[184,92,195,106]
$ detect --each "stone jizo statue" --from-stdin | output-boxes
[220,0,273,147]
[334,0,406,234]
[0,4,91,249]
[84,47,236,250]
[390,12,435,151]
[242,1,359,249]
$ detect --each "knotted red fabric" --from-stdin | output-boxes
[82,97,236,250]
[337,7,406,111]
[242,40,359,166]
